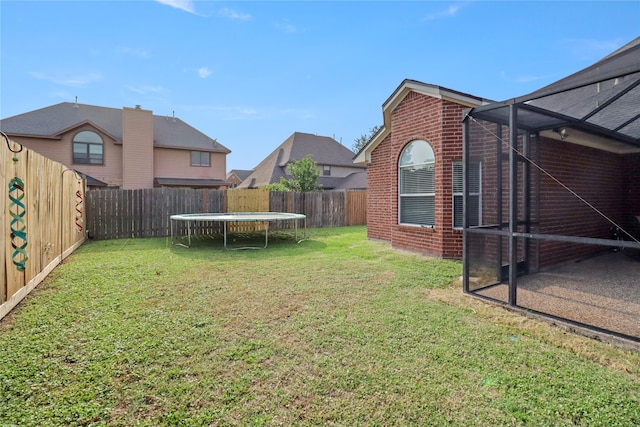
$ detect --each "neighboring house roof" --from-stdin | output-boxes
[0,102,231,153]
[330,171,367,190]
[226,169,254,181]
[155,177,230,188]
[353,80,491,164]
[239,132,366,189]
[468,36,640,152]
[75,171,108,187]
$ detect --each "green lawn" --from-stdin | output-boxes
[1,226,638,426]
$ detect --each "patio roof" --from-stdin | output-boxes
[467,37,640,149]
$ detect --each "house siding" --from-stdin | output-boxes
[9,125,124,187]
[154,147,227,180]
[317,165,364,178]
[366,91,469,258]
[122,106,154,189]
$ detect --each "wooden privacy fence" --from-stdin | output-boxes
[85,188,367,240]
[1,136,86,320]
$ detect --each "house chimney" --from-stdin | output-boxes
[122,106,154,189]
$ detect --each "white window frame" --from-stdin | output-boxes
[398,140,435,227]
[72,130,104,165]
[452,160,481,229]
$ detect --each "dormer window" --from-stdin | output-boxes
[72,131,103,164]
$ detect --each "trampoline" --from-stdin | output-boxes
[170,212,306,249]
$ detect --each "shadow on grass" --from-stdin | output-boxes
[168,232,327,260]
[73,227,348,257]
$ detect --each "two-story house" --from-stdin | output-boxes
[0,102,231,189]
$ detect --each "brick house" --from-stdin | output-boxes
[0,102,231,190]
[354,79,489,258]
[226,169,254,188]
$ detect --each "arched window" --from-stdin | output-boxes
[73,130,103,164]
[399,140,435,226]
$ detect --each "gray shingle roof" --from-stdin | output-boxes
[155,178,230,187]
[332,172,367,190]
[0,102,230,153]
[227,169,254,181]
[469,36,640,148]
[238,132,366,189]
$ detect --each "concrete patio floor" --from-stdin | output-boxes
[474,251,640,340]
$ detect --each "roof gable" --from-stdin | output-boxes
[354,79,489,164]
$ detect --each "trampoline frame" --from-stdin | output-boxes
[170,212,307,249]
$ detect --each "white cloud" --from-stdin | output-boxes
[155,0,196,14]
[563,38,624,61]
[423,4,461,21]
[198,67,212,78]
[276,20,298,33]
[179,104,314,121]
[218,7,252,21]
[118,47,151,59]
[125,85,165,95]
[29,71,102,87]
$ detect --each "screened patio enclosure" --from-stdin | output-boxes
[462,37,640,342]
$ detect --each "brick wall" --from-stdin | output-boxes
[537,137,625,268]
[366,91,469,258]
[624,153,640,217]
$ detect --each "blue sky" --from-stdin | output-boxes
[1,1,638,172]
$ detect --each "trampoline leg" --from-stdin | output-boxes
[296,218,306,243]
[170,218,191,248]
[264,221,269,249]
[224,222,228,250]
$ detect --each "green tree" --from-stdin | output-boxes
[262,154,322,192]
[352,124,381,153]
[286,154,322,192]
[260,181,290,191]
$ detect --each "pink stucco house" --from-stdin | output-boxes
[0,102,231,189]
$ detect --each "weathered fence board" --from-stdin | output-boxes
[85,188,366,240]
[1,137,85,320]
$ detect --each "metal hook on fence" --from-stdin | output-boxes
[2,131,23,154]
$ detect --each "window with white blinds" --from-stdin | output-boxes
[452,161,481,228]
[399,140,435,226]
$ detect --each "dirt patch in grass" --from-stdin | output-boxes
[425,278,640,377]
